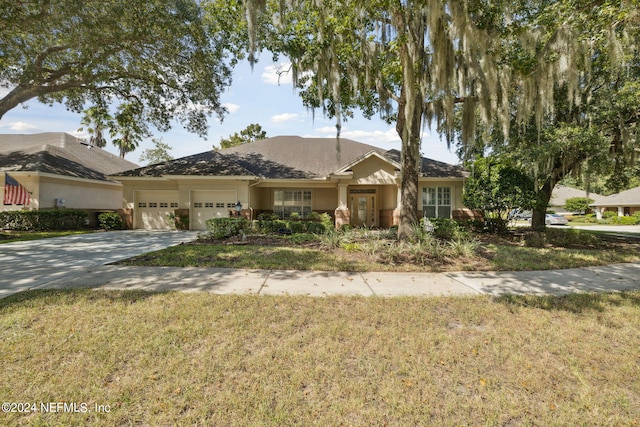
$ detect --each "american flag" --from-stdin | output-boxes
[4,173,30,205]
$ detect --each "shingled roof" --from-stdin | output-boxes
[115,136,467,179]
[591,186,640,207]
[0,132,138,181]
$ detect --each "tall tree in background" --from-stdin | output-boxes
[109,104,150,159]
[457,1,640,229]
[218,123,267,149]
[0,0,245,136]
[139,138,174,165]
[241,0,595,240]
[78,106,111,148]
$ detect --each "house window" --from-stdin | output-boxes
[273,189,312,219]
[422,187,451,218]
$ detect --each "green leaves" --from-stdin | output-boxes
[0,0,244,137]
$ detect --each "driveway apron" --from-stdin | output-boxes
[0,230,198,298]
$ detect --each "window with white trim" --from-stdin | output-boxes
[273,189,312,219]
[422,186,451,218]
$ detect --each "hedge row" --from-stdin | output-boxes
[206,216,328,239]
[0,209,88,231]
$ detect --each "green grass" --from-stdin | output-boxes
[2,289,639,426]
[483,243,640,270]
[0,230,93,244]
[118,238,640,272]
[121,244,372,271]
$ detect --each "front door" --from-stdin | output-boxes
[350,192,376,227]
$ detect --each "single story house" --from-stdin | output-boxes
[549,185,606,215]
[111,136,469,230]
[591,186,640,219]
[1,132,138,225]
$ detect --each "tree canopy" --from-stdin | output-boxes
[463,157,536,233]
[139,138,174,165]
[217,123,267,149]
[240,0,612,239]
[0,0,246,136]
[456,1,640,229]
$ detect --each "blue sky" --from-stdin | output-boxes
[0,60,460,166]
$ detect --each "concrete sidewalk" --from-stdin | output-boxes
[2,229,639,299]
[33,262,640,298]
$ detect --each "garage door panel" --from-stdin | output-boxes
[191,190,236,230]
[135,191,178,230]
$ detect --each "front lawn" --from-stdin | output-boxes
[117,228,640,272]
[1,289,638,425]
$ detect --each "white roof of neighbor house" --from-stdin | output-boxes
[550,185,606,207]
[591,186,640,207]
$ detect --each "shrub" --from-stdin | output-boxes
[607,215,639,225]
[318,212,334,230]
[0,209,88,231]
[98,212,124,230]
[305,222,326,234]
[206,217,249,239]
[288,221,306,234]
[430,218,462,240]
[256,219,287,234]
[448,236,480,257]
[524,232,546,248]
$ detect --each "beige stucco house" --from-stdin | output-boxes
[591,186,640,219]
[549,185,606,215]
[1,132,137,225]
[112,136,468,230]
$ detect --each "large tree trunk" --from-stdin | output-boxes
[394,10,425,241]
[396,87,423,241]
[531,178,554,230]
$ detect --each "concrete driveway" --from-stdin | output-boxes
[0,230,198,298]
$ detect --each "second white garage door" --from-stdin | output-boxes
[191,190,237,230]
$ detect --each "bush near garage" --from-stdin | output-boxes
[98,212,124,230]
[254,212,327,235]
[206,217,250,239]
[0,209,88,231]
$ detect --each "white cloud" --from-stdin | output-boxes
[3,121,38,131]
[270,112,304,124]
[223,103,240,114]
[261,63,294,85]
[306,126,400,145]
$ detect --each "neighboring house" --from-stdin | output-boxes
[591,186,640,219]
[112,136,468,230]
[1,132,138,225]
[549,185,606,215]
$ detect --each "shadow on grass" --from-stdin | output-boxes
[0,288,166,311]
[495,291,640,314]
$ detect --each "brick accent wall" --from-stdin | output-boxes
[334,209,350,228]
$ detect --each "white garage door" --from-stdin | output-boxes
[135,191,179,230]
[191,190,237,230]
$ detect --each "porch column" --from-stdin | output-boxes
[335,183,350,228]
[618,206,624,217]
[392,183,402,226]
[595,207,604,220]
